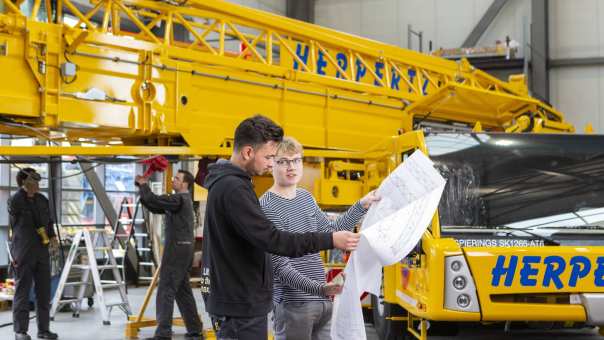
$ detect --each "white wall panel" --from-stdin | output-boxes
[227,0,286,15]
[550,67,602,132]
[359,0,399,46]
[396,0,436,49]
[315,0,363,37]
[549,0,600,59]
[434,0,477,48]
[257,0,287,14]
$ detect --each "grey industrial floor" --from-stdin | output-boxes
[0,286,602,339]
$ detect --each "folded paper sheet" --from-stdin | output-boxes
[331,150,447,340]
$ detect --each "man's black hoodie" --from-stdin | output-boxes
[201,160,334,317]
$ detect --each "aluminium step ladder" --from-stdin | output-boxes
[111,197,157,285]
[50,229,132,325]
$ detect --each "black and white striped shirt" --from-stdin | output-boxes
[259,188,366,304]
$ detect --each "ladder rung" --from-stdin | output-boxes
[138,277,153,281]
[137,248,151,252]
[106,302,129,307]
[78,247,110,251]
[101,282,125,289]
[134,233,148,237]
[139,262,155,267]
[64,281,90,287]
[119,218,145,223]
[98,265,123,270]
[71,265,91,270]
[113,234,130,238]
[57,298,81,304]
[100,280,119,284]
[121,204,136,207]
[72,264,123,270]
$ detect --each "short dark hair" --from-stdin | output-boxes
[178,169,195,192]
[16,167,40,187]
[234,115,283,151]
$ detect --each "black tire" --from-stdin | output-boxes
[87,297,94,307]
[371,294,410,340]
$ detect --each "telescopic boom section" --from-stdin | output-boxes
[0,0,573,155]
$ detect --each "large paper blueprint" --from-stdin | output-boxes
[331,151,446,340]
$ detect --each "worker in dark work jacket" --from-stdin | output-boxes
[136,169,204,340]
[8,168,59,340]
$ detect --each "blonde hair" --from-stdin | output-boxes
[276,136,303,156]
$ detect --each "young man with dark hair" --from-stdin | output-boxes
[136,169,204,340]
[9,168,59,340]
[201,115,361,340]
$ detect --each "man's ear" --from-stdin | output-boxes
[241,145,254,161]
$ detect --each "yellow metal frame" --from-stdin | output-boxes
[125,265,217,339]
[406,313,428,340]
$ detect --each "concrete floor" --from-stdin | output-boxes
[0,287,602,340]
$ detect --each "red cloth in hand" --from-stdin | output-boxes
[140,155,169,177]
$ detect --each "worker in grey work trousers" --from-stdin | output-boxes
[135,170,204,340]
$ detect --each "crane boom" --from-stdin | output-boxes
[0,0,573,156]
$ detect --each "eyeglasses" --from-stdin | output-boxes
[275,157,303,167]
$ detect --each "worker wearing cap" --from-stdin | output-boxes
[135,169,204,340]
[8,168,59,340]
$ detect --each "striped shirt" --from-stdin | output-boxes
[259,188,366,304]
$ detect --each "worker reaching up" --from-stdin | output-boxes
[201,115,361,340]
[135,169,204,340]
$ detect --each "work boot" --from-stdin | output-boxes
[15,333,31,340]
[37,331,58,339]
[141,336,170,340]
[185,333,205,340]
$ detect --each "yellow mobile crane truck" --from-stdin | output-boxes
[1,0,603,339]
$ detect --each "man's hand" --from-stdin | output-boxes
[332,231,360,251]
[360,190,381,209]
[321,282,343,296]
[135,175,148,186]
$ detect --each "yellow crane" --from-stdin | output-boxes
[4,1,603,340]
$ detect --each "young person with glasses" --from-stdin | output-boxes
[260,137,379,340]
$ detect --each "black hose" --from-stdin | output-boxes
[0,315,36,328]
